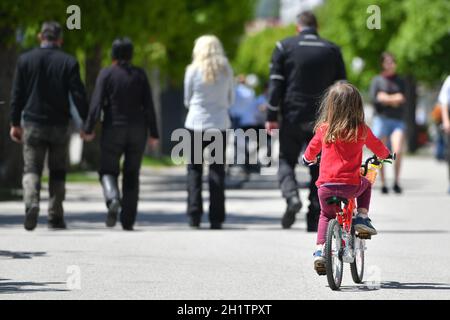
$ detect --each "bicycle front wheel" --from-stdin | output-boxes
[325,219,344,290]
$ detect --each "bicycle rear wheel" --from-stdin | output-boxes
[325,219,343,290]
[350,233,365,284]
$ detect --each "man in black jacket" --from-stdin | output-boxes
[10,21,88,231]
[265,11,347,231]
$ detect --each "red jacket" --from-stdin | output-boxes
[304,124,390,187]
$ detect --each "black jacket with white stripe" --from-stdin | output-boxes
[267,28,346,124]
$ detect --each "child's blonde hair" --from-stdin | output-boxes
[190,35,229,84]
[315,82,367,143]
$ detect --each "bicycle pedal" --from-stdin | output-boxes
[357,233,371,239]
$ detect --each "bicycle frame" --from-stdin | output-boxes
[336,198,356,234]
[333,198,357,264]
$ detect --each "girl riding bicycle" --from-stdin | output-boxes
[302,82,390,275]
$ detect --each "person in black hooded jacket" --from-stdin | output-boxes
[83,37,159,230]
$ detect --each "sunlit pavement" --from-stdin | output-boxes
[0,155,449,299]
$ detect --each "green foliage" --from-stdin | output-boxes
[387,0,450,84]
[1,0,256,84]
[316,0,405,90]
[141,156,178,168]
[233,25,295,83]
[233,0,450,91]
[318,0,450,89]
[42,172,98,184]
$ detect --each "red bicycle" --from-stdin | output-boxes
[320,154,395,290]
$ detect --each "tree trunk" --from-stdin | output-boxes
[404,75,418,153]
[80,45,102,170]
[0,34,23,191]
[146,68,162,157]
[160,83,185,156]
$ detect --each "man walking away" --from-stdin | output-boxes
[10,21,89,231]
[265,11,347,231]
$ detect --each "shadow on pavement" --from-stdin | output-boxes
[138,194,283,203]
[0,279,68,294]
[339,281,450,292]
[338,285,380,292]
[379,230,450,234]
[0,251,47,259]
[381,281,450,290]
[0,212,281,229]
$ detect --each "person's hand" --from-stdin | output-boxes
[377,92,405,108]
[258,104,267,112]
[302,155,317,167]
[394,93,406,104]
[391,93,406,107]
[10,126,23,144]
[148,137,159,150]
[265,121,279,136]
[80,131,95,142]
[376,92,390,104]
[443,121,450,134]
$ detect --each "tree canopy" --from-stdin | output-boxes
[1,0,256,83]
[233,0,450,91]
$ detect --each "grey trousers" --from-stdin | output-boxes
[22,123,70,218]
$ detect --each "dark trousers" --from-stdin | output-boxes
[187,129,226,224]
[278,122,320,214]
[22,123,69,218]
[447,131,450,181]
[100,125,147,227]
[240,125,267,173]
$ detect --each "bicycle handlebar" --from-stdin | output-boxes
[361,153,396,176]
[302,153,396,177]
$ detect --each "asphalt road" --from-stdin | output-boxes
[0,156,449,300]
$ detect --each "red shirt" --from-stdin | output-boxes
[304,124,390,187]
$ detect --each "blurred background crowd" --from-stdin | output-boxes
[1,0,449,198]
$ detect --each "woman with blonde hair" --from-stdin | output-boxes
[184,35,235,229]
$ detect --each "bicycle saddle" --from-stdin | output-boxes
[326,196,349,206]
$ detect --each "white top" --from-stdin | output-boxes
[438,76,450,107]
[184,64,235,131]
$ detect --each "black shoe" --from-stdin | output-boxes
[381,186,389,194]
[393,183,402,194]
[210,222,222,230]
[120,211,136,231]
[189,216,201,228]
[282,195,302,229]
[106,199,120,228]
[24,207,39,231]
[121,223,134,231]
[48,217,67,230]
